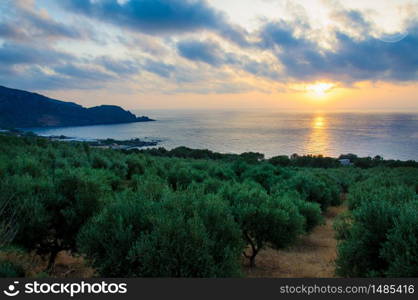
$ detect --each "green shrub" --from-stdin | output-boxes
[77,192,155,277]
[381,202,418,277]
[241,164,278,192]
[78,191,243,277]
[8,169,108,270]
[348,184,415,210]
[167,165,206,190]
[13,156,45,177]
[130,193,243,277]
[202,178,223,194]
[290,196,324,232]
[126,156,146,179]
[2,134,417,278]
[222,183,304,267]
[91,154,111,169]
[208,165,235,181]
[269,155,291,167]
[109,159,128,178]
[336,200,398,277]
[130,174,168,201]
[0,260,25,277]
[333,211,352,240]
[287,172,335,210]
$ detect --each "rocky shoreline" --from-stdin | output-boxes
[0,129,159,150]
[48,135,160,149]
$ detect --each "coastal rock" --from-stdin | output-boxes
[0,85,154,128]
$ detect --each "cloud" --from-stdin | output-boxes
[0,43,71,66]
[0,42,134,90]
[177,38,280,80]
[177,39,227,66]
[0,65,110,91]
[57,0,249,46]
[241,60,281,80]
[258,21,307,49]
[330,8,372,35]
[1,0,417,95]
[257,19,418,83]
[95,56,140,75]
[116,34,169,56]
[0,0,84,42]
[142,59,176,78]
[54,64,115,81]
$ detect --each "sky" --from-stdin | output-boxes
[0,0,417,111]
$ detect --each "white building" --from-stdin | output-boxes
[339,159,352,166]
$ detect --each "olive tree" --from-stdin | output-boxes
[221,182,304,267]
[78,190,243,277]
[6,169,109,270]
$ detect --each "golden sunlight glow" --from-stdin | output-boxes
[306,82,335,98]
[306,115,331,156]
[313,116,325,129]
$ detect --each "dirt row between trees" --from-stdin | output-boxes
[245,204,347,278]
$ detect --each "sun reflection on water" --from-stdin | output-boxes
[306,115,330,156]
[313,116,325,129]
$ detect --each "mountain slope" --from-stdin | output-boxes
[0,86,153,128]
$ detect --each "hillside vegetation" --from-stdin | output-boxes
[0,85,153,128]
[0,134,417,277]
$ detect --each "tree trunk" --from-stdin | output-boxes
[249,253,257,268]
[47,249,59,271]
[244,231,259,268]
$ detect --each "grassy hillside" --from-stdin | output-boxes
[0,133,417,277]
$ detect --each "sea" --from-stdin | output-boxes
[31,110,418,161]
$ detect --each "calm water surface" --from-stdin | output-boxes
[32,110,418,160]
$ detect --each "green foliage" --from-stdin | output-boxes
[241,163,278,192]
[269,155,291,167]
[336,200,398,277]
[77,192,155,277]
[333,211,352,240]
[130,174,168,201]
[3,134,416,278]
[291,196,324,232]
[347,177,415,210]
[221,183,304,267]
[0,196,18,248]
[286,171,340,211]
[78,191,243,277]
[239,152,264,164]
[381,202,418,277]
[2,168,109,269]
[91,154,111,169]
[126,155,146,179]
[336,168,418,277]
[0,260,25,277]
[132,192,243,277]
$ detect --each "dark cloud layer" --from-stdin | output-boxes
[58,0,249,46]
[177,39,227,66]
[258,20,418,82]
[0,0,83,42]
[177,39,280,80]
[142,59,176,78]
[0,42,130,90]
[1,0,417,93]
[0,43,71,67]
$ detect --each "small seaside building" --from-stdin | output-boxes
[339,158,352,166]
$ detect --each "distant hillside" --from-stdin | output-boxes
[0,86,154,128]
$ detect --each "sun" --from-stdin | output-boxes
[306,82,335,98]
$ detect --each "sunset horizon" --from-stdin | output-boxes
[1,0,417,111]
[1,0,418,286]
